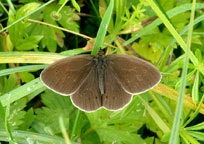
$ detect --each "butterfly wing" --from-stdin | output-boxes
[40,54,94,95]
[103,67,132,110]
[106,54,161,94]
[71,66,101,112]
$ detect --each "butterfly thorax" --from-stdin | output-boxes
[97,54,107,104]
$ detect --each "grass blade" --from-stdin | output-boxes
[91,0,114,55]
[0,65,47,76]
[184,95,204,127]
[0,130,70,144]
[59,115,71,144]
[139,95,170,133]
[152,84,204,114]
[0,78,44,107]
[71,110,81,141]
[169,0,196,143]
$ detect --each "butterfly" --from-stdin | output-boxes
[40,51,161,112]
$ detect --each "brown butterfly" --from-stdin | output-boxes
[40,51,161,112]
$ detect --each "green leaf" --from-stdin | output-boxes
[162,55,184,73]
[195,49,202,62]
[97,127,144,144]
[3,74,17,94]
[180,129,200,144]
[132,29,164,63]
[57,6,80,32]
[183,95,204,127]
[175,69,196,90]
[186,131,204,141]
[192,71,199,104]
[18,108,34,130]
[185,121,204,131]
[86,96,146,144]
[34,90,74,135]
[8,2,41,49]
[81,130,100,144]
[0,101,5,121]
[5,93,15,142]
[19,72,35,83]
[6,35,13,51]
[16,35,43,50]
[0,98,27,130]
[59,0,68,5]
[9,98,27,129]
[71,0,80,12]
[29,5,79,52]
[41,90,73,110]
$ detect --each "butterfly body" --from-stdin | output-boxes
[40,53,161,112]
[96,55,106,97]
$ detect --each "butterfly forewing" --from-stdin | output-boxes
[106,54,161,94]
[40,55,94,95]
[71,66,101,112]
[103,67,132,110]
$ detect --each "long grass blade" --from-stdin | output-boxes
[91,0,114,55]
[59,116,71,144]
[0,65,47,76]
[0,78,44,106]
[169,0,197,143]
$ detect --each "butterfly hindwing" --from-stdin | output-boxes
[71,67,101,112]
[103,67,132,110]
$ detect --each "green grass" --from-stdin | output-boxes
[0,0,204,144]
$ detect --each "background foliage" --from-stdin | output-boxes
[0,0,204,143]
